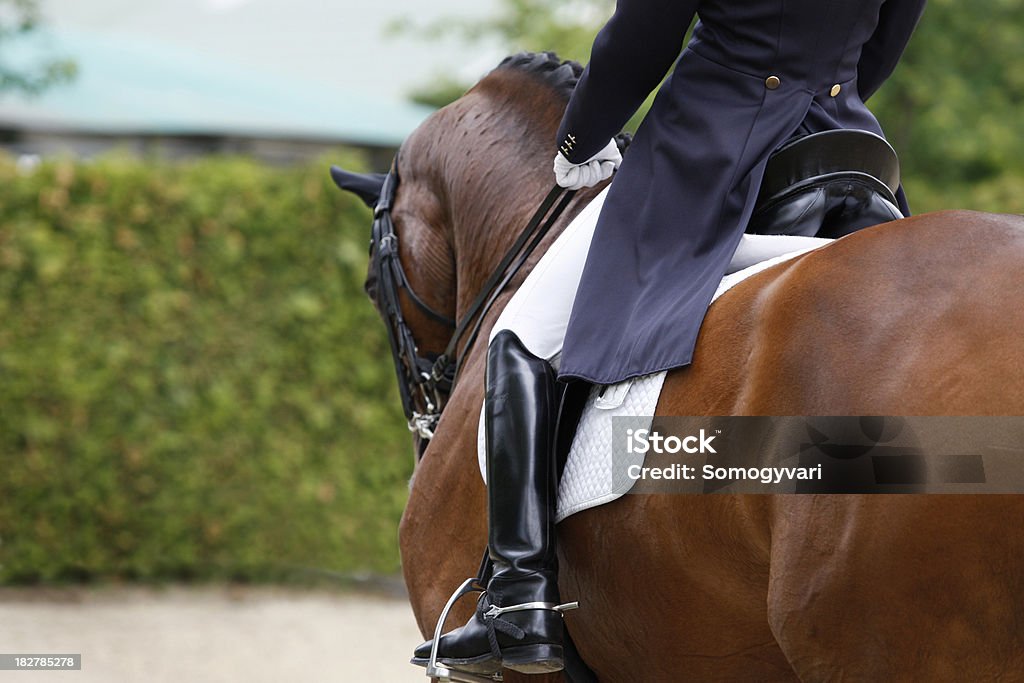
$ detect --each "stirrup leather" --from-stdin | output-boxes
[421,578,580,683]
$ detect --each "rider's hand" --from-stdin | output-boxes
[553,139,622,190]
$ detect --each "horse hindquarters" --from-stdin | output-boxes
[767,495,1024,681]
[744,212,1024,678]
[648,211,1024,679]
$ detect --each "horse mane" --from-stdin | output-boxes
[490,52,583,102]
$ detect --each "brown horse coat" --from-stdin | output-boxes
[344,55,1024,681]
[403,211,1024,682]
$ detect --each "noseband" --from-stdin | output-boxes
[367,159,576,453]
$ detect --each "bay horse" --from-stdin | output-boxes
[335,53,1024,681]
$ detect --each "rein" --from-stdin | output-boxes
[368,159,575,447]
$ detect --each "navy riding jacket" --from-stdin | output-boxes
[555,0,925,384]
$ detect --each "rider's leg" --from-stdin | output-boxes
[487,186,608,367]
[411,190,609,675]
[412,330,565,674]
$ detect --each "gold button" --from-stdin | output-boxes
[765,75,781,90]
[830,84,842,97]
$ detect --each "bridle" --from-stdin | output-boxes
[366,157,576,456]
[367,166,454,445]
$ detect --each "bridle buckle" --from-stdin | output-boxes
[408,411,440,440]
[431,354,451,383]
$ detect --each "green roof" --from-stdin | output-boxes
[0,28,436,146]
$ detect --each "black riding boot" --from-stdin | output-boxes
[411,330,567,675]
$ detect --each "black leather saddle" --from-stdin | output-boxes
[747,129,904,239]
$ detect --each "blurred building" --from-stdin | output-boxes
[0,28,436,167]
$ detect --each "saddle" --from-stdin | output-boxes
[748,129,903,238]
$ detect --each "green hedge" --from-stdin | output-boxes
[0,152,412,583]
[1,145,1017,586]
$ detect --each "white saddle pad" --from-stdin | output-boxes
[478,234,832,522]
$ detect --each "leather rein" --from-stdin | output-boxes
[367,158,576,453]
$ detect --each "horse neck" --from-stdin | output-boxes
[450,177,552,315]
[439,89,567,319]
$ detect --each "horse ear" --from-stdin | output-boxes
[330,166,388,209]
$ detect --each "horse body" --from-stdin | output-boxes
[348,55,1024,681]
[559,210,1024,681]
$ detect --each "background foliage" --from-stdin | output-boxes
[0,153,410,583]
[1,0,1020,587]
[405,0,1024,214]
[0,0,76,94]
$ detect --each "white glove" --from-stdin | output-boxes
[553,139,622,190]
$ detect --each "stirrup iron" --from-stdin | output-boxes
[424,578,502,683]
[420,578,581,682]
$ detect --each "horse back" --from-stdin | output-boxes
[659,210,1024,416]
[633,210,1024,679]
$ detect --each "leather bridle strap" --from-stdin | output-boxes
[430,184,576,389]
[368,163,576,443]
[365,134,629,448]
[372,168,455,328]
[450,189,576,382]
[390,250,457,328]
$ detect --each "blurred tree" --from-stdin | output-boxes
[402,0,1023,212]
[0,0,76,94]
[868,0,1024,204]
[392,0,612,110]
[391,0,611,73]
[408,76,470,109]
[393,0,662,130]
[436,0,613,64]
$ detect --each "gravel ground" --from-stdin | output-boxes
[0,585,428,682]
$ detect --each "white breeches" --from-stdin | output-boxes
[489,187,609,371]
[489,185,831,370]
[478,186,832,483]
